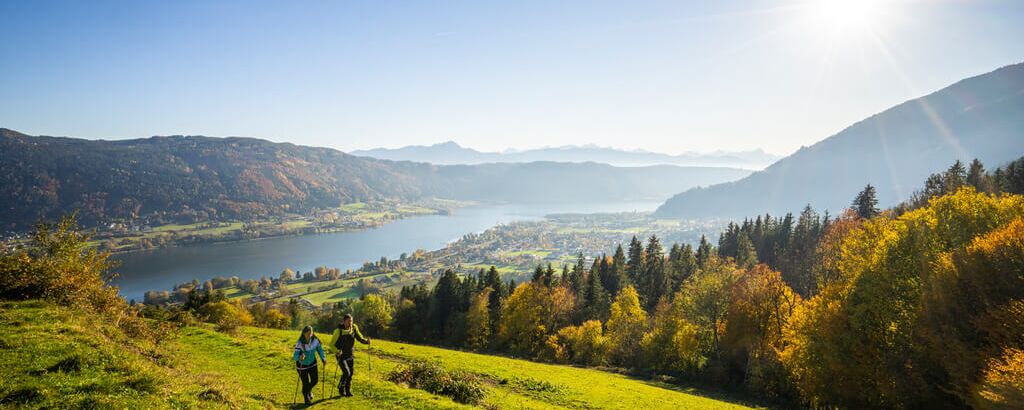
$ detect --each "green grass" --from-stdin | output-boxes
[0,301,216,409]
[505,249,555,258]
[1,301,763,409]
[303,287,360,305]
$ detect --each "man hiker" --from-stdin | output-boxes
[329,313,370,397]
[293,325,326,405]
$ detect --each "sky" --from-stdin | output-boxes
[1,0,1022,156]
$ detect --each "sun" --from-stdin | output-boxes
[805,0,885,32]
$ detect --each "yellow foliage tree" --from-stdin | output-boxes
[606,286,647,366]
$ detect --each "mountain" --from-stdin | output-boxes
[0,129,751,230]
[437,162,749,203]
[352,142,780,169]
[0,128,442,230]
[655,62,1024,219]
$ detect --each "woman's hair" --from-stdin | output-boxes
[343,314,353,321]
[300,325,314,341]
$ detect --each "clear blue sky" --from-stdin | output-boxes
[1,0,1022,155]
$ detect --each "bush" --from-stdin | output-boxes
[0,216,122,314]
[386,359,486,404]
[199,300,253,333]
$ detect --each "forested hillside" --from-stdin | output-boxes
[0,129,749,231]
[0,129,441,230]
[656,62,1024,218]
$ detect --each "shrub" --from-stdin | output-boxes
[386,359,486,404]
[199,300,253,333]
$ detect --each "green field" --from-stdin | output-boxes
[0,301,762,409]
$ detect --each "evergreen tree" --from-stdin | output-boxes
[670,243,697,292]
[966,158,993,193]
[429,270,462,340]
[583,268,610,322]
[944,160,967,192]
[641,235,668,310]
[532,264,545,284]
[570,253,587,295]
[736,234,757,269]
[607,244,629,294]
[626,236,645,286]
[852,184,880,219]
[696,235,713,269]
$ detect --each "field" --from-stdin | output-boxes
[0,301,763,409]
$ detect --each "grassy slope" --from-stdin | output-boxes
[1,301,762,409]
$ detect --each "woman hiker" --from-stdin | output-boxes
[329,314,370,397]
[293,325,326,405]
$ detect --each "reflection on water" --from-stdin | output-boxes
[112,201,659,300]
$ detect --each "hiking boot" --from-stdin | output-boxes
[303,393,312,405]
[344,386,353,397]
[338,385,344,397]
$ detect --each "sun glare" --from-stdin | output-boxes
[806,0,885,32]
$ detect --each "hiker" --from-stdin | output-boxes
[293,325,326,405]
[330,313,370,397]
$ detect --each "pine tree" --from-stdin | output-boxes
[627,236,645,286]
[696,235,713,269]
[641,235,668,310]
[605,245,628,296]
[583,268,610,322]
[967,158,993,193]
[852,184,880,219]
[944,160,967,192]
[736,234,757,269]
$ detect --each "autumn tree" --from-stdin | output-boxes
[605,286,647,367]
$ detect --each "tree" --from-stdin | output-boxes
[606,286,647,366]
[641,298,701,374]
[582,268,610,322]
[429,270,463,341]
[626,236,645,286]
[696,235,714,269]
[199,300,253,333]
[354,293,393,337]
[465,288,492,350]
[604,245,629,296]
[545,320,610,366]
[640,235,668,310]
[497,282,575,356]
[852,184,880,219]
[722,265,801,399]
[945,160,967,192]
[735,235,757,270]
[677,258,739,363]
[278,268,294,282]
[967,158,994,193]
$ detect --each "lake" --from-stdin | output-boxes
[112,201,660,300]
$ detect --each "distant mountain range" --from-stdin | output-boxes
[0,129,750,231]
[351,142,780,169]
[656,62,1024,219]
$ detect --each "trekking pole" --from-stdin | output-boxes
[292,370,299,405]
[321,362,325,401]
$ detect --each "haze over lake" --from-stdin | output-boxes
[112,201,660,300]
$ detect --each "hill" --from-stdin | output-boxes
[0,301,760,409]
[656,62,1024,218]
[353,142,780,169]
[0,129,441,231]
[0,129,750,231]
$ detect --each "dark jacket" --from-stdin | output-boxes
[330,323,369,359]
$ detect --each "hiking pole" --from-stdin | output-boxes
[292,370,299,405]
[321,361,325,401]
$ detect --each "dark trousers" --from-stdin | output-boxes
[338,356,355,390]
[298,364,318,397]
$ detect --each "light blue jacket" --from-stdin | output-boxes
[293,335,326,369]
